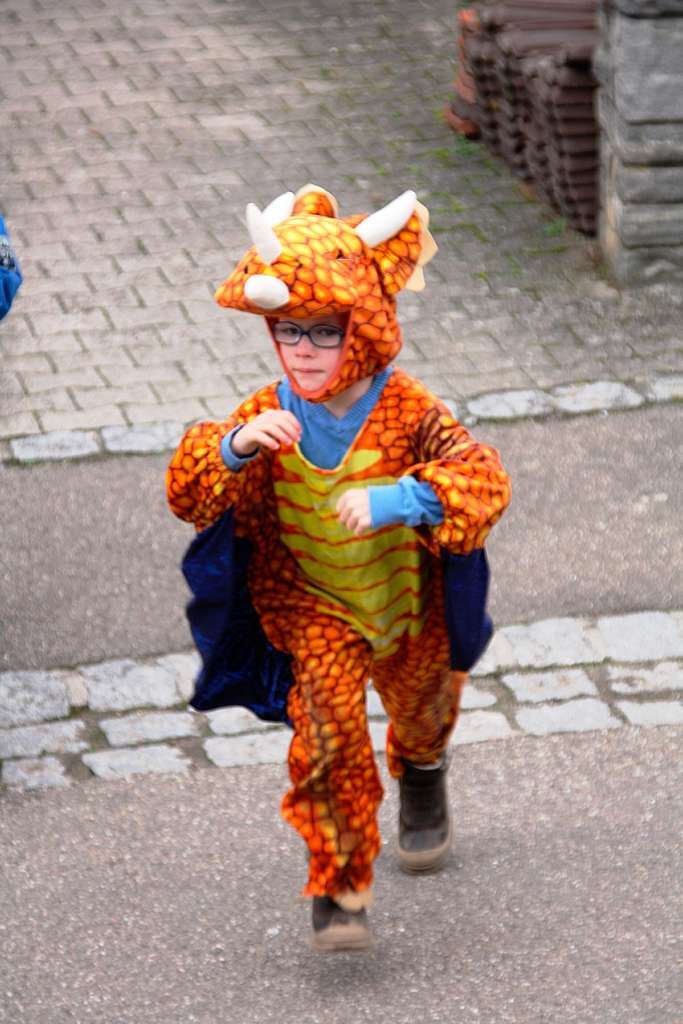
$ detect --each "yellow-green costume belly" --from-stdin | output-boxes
[274,447,429,658]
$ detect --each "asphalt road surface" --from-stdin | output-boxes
[1,726,680,1024]
[3,404,682,671]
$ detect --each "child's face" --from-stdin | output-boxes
[271,313,347,393]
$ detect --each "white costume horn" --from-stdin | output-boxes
[246,203,282,264]
[262,191,295,226]
[355,190,417,248]
[244,274,290,310]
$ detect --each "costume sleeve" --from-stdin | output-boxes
[166,385,279,531]
[407,403,511,555]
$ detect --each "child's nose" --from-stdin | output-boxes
[296,334,316,355]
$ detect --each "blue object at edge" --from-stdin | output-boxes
[0,214,22,321]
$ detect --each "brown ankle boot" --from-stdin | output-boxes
[397,758,452,873]
[311,896,373,952]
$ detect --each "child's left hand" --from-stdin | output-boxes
[336,489,372,536]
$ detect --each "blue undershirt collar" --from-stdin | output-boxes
[277,367,393,469]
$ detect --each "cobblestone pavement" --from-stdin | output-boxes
[2,609,682,790]
[2,0,682,462]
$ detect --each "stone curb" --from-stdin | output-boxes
[1,610,681,791]
[4,375,682,465]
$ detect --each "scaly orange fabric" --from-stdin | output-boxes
[167,186,511,901]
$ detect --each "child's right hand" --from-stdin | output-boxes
[230,410,302,456]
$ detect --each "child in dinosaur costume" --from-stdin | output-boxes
[167,184,511,951]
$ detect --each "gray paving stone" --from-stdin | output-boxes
[206,707,277,736]
[471,631,516,677]
[40,405,126,433]
[0,720,88,759]
[63,671,89,708]
[0,412,41,441]
[451,710,514,745]
[501,668,597,704]
[551,382,643,414]
[71,388,152,422]
[460,683,497,710]
[516,698,621,736]
[24,367,103,394]
[597,611,683,662]
[0,670,70,728]
[10,430,100,462]
[101,421,184,454]
[2,756,70,790]
[366,688,387,719]
[615,700,683,727]
[123,398,205,427]
[204,730,291,768]
[155,652,201,702]
[369,720,387,753]
[83,744,191,779]
[500,618,605,669]
[467,389,555,421]
[80,659,180,712]
[646,375,683,402]
[98,711,201,747]
[608,661,683,694]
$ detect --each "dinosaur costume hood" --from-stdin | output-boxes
[214,184,437,402]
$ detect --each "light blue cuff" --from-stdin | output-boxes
[220,425,259,471]
[368,477,444,529]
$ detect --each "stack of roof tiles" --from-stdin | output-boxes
[447,1,600,235]
[445,9,482,139]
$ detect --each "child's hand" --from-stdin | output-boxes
[231,410,302,456]
[336,489,372,536]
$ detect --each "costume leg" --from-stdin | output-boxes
[372,591,468,873]
[279,614,382,902]
[372,582,467,779]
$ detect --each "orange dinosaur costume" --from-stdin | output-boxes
[167,185,511,906]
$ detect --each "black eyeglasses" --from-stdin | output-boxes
[272,321,345,349]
